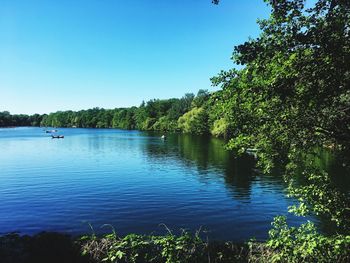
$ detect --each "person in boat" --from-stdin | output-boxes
[51,135,64,139]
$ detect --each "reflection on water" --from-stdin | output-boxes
[317,149,350,193]
[143,133,286,201]
[0,127,321,241]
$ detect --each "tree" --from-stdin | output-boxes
[178,107,209,135]
[212,0,350,231]
[192,89,210,108]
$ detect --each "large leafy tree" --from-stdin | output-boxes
[212,0,350,231]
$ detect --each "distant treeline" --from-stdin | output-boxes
[0,111,43,127]
[0,89,230,137]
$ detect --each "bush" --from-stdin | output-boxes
[177,107,208,135]
[252,216,350,263]
[152,116,178,132]
[210,118,230,138]
[80,230,248,263]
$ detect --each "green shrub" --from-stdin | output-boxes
[80,230,248,263]
[177,107,208,135]
[152,116,178,132]
[258,216,350,263]
[210,118,230,138]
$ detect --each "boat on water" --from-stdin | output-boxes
[246,148,258,158]
[45,129,58,133]
[51,135,64,139]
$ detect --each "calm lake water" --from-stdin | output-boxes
[0,127,310,241]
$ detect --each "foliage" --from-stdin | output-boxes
[209,0,350,261]
[210,118,230,138]
[80,224,350,263]
[0,111,43,127]
[112,108,136,129]
[178,107,209,135]
[192,89,210,108]
[211,0,350,234]
[152,116,178,132]
[285,155,350,232]
[80,230,248,263]
[2,90,211,135]
[212,0,350,158]
[168,93,195,120]
[263,216,350,263]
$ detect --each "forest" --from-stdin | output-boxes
[1,89,223,136]
[1,0,349,261]
[0,111,43,127]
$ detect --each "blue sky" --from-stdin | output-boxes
[0,0,270,114]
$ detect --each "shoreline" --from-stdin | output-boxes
[0,231,253,263]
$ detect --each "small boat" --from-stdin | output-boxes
[161,135,166,140]
[46,129,58,133]
[51,135,64,139]
[246,148,258,152]
[246,148,258,158]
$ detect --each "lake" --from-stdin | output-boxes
[0,127,309,241]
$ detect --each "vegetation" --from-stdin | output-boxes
[79,225,350,263]
[261,216,350,262]
[1,90,212,135]
[0,111,43,127]
[177,107,208,134]
[80,229,248,263]
[2,227,348,263]
[209,0,350,261]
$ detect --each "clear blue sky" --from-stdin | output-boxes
[0,0,270,115]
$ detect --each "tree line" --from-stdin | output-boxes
[39,90,209,133]
[0,111,43,127]
[1,89,232,137]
